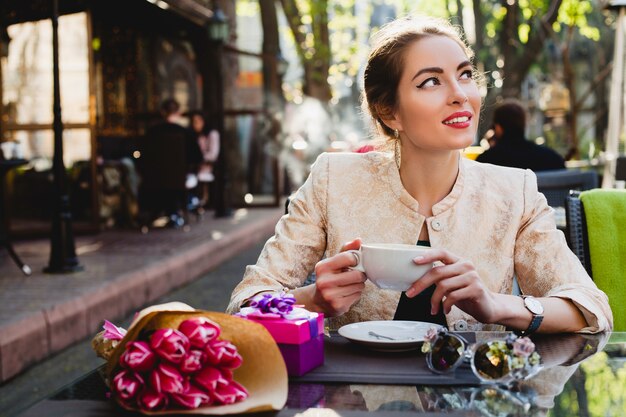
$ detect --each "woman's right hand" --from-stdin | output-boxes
[309,238,367,317]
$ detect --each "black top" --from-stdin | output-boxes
[138,122,203,190]
[393,241,447,326]
[476,132,565,172]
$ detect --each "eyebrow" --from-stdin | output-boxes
[411,60,472,81]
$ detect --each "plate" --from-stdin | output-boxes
[338,321,442,352]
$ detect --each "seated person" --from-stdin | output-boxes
[137,98,202,225]
[476,99,566,172]
[226,15,612,335]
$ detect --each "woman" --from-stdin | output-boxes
[189,111,220,208]
[227,15,612,334]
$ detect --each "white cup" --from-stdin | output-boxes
[347,243,433,291]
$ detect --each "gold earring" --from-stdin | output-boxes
[394,138,401,170]
[394,129,399,139]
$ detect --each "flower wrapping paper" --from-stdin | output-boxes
[100,302,288,415]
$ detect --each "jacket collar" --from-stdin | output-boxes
[384,151,466,216]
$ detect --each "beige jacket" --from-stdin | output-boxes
[227,152,613,333]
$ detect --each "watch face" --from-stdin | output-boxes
[525,297,544,315]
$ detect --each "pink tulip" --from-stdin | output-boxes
[178,317,221,348]
[180,348,206,374]
[112,370,144,401]
[204,340,243,369]
[150,363,185,394]
[119,341,157,372]
[150,328,189,363]
[213,381,249,405]
[137,388,169,411]
[193,367,230,392]
[171,381,212,409]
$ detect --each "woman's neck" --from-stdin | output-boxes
[398,149,460,217]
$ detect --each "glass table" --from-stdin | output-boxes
[17,331,626,417]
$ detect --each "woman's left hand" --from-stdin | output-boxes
[405,248,500,324]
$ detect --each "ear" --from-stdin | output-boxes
[494,123,503,138]
[381,116,402,133]
[374,103,402,133]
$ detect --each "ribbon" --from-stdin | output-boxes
[248,292,296,317]
[240,293,312,321]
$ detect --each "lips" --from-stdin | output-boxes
[442,111,473,128]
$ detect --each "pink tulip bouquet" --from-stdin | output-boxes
[92,302,288,414]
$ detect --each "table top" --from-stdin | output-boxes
[18,331,626,417]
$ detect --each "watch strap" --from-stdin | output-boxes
[519,295,544,335]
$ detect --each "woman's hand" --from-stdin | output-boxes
[310,238,367,317]
[405,248,500,324]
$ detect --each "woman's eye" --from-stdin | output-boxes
[460,69,473,80]
[417,77,439,88]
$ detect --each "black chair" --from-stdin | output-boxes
[564,191,592,277]
[136,129,190,230]
[536,169,598,208]
[616,155,626,182]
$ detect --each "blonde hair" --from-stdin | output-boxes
[362,15,474,140]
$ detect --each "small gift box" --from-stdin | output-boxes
[237,293,324,376]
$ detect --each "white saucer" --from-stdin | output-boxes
[338,321,442,351]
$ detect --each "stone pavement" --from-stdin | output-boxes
[0,207,284,384]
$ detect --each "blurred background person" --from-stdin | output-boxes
[477,99,566,172]
[188,110,220,210]
[137,98,202,227]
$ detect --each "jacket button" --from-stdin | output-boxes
[454,320,468,331]
[431,219,444,231]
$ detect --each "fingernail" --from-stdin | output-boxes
[430,305,436,315]
[413,256,424,263]
[406,288,416,297]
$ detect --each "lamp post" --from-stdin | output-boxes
[207,3,231,218]
[45,0,82,273]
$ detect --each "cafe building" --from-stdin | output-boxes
[0,0,281,238]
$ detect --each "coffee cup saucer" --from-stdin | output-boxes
[338,320,443,352]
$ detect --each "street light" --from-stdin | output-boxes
[207,3,232,218]
[207,5,229,43]
[45,0,82,273]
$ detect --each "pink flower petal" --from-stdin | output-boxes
[178,317,221,348]
[102,320,127,341]
[194,367,228,392]
[150,328,190,364]
[137,388,169,411]
[119,341,157,372]
[171,382,212,409]
[213,380,249,405]
[150,363,185,394]
[112,370,144,401]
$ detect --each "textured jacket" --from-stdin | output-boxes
[227,152,612,333]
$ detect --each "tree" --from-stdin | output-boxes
[280,0,332,101]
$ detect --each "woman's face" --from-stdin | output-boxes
[192,115,205,132]
[386,35,481,154]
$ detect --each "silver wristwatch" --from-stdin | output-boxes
[519,295,544,335]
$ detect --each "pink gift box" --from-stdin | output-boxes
[239,311,324,376]
[250,312,324,344]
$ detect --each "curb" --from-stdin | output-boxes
[0,210,282,383]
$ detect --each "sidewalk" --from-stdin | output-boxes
[0,207,284,384]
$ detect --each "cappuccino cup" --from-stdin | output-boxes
[347,243,433,291]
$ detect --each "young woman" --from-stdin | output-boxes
[189,111,220,208]
[227,15,612,334]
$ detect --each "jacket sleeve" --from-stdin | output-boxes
[225,153,329,313]
[514,170,613,333]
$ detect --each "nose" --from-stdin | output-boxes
[448,81,469,105]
